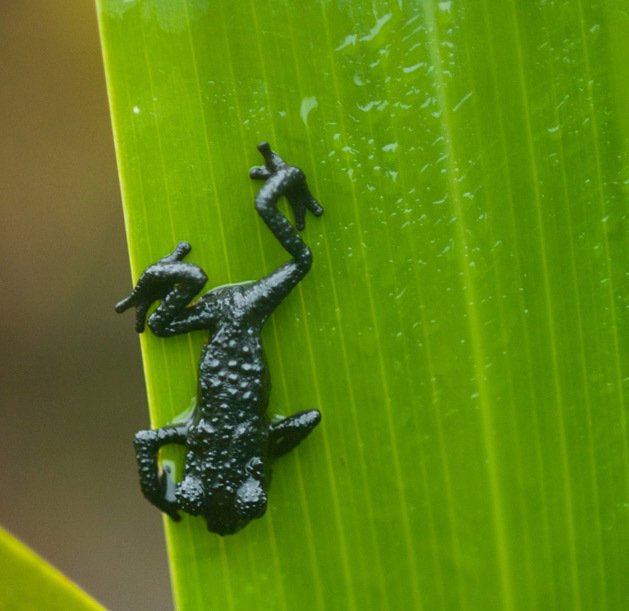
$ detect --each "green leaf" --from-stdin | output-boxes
[0,526,103,610]
[97,1,629,609]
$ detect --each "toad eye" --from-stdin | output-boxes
[236,477,267,520]
[246,456,264,479]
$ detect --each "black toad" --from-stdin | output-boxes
[116,143,323,535]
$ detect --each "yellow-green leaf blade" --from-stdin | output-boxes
[0,526,103,611]
[97,1,629,610]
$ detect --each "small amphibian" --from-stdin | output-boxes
[116,143,323,535]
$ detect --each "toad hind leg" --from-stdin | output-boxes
[269,410,321,458]
[133,425,188,520]
[248,143,323,319]
[115,242,206,333]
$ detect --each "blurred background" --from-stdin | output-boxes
[0,3,171,609]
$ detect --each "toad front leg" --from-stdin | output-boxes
[133,424,189,520]
[269,410,322,457]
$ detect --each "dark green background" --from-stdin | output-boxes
[0,3,170,609]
